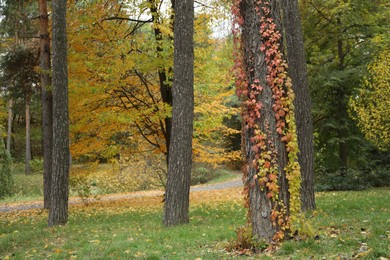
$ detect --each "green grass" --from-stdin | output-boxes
[1,188,389,259]
[0,199,246,259]
[207,169,240,184]
[1,164,240,204]
[0,164,44,203]
[275,189,390,259]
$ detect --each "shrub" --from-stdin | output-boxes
[30,158,44,174]
[69,165,94,202]
[225,225,268,254]
[0,132,13,198]
[315,166,390,191]
[190,166,223,185]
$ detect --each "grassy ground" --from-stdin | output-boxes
[2,164,240,203]
[1,187,389,259]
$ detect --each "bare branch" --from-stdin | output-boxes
[101,16,153,23]
[194,1,213,9]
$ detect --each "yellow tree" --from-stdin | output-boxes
[67,1,239,168]
[68,2,168,160]
[350,49,390,151]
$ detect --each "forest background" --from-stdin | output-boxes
[0,0,389,198]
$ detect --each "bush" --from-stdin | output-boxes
[30,158,44,174]
[69,165,94,202]
[225,225,268,254]
[191,167,209,185]
[315,166,390,191]
[0,135,13,199]
[190,166,222,185]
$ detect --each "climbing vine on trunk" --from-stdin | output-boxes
[232,0,302,242]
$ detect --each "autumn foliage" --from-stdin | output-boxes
[66,1,239,166]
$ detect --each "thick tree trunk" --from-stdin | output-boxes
[38,0,53,210]
[280,0,315,211]
[237,0,301,242]
[48,0,70,227]
[6,99,13,154]
[25,94,31,175]
[163,0,194,227]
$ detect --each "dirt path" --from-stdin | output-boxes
[0,177,243,213]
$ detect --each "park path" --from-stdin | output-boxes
[0,177,243,213]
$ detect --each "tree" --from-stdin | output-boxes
[66,1,238,169]
[280,0,315,210]
[6,99,12,153]
[350,49,390,151]
[233,0,302,241]
[0,45,39,172]
[149,0,173,165]
[0,0,39,173]
[48,0,70,227]
[300,0,389,178]
[38,0,53,209]
[163,0,195,226]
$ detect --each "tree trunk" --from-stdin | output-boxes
[337,18,348,176]
[38,0,53,210]
[48,0,70,227]
[163,0,194,227]
[25,94,31,175]
[280,0,315,211]
[235,0,302,242]
[149,0,173,165]
[6,99,13,154]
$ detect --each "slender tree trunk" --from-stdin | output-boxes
[337,17,348,176]
[38,0,53,210]
[6,99,13,154]
[280,0,315,211]
[48,0,70,227]
[149,0,173,165]
[163,0,194,227]
[25,94,31,175]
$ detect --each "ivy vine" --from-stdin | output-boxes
[232,0,302,242]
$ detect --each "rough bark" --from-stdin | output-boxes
[38,0,53,210]
[280,0,315,211]
[163,0,194,227]
[25,94,31,175]
[6,99,13,153]
[48,0,70,227]
[239,0,294,241]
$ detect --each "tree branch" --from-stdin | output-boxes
[101,16,153,23]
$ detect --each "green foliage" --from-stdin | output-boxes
[0,45,39,98]
[29,158,43,174]
[69,167,93,203]
[0,127,13,199]
[315,166,390,192]
[301,0,389,178]
[191,166,223,185]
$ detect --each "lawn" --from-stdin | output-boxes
[1,186,389,259]
[1,163,240,204]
